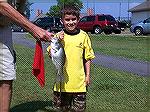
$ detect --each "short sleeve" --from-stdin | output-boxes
[83,34,95,60]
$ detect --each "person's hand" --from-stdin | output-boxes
[57,30,64,40]
[31,26,54,42]
[85,76,91,86]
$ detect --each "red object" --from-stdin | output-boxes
[77,14,118,34]
[32,41,45,87]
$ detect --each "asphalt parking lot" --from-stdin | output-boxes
[90,28,133,36]
[110,28,133,36]
[111,28,150,37]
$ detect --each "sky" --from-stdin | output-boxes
[29,0,145,20]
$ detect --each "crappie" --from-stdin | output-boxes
[50,37,65,83]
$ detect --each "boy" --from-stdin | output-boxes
[47,5,95,112]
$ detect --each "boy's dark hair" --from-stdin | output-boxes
[61,5,80,19]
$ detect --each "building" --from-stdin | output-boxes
[128,0,150,24]
[32,9,47,22]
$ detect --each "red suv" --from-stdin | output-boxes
[77,14,121,34]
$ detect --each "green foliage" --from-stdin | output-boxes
[24,1,33,19]
[57,0,83,10]
[47,0,83,17]
[46,5,61,17]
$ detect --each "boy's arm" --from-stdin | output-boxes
[84,59,91,86]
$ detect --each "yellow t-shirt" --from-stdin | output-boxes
[48,29,95,92]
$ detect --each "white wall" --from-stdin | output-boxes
[131,11,150,24]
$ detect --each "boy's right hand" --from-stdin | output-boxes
[47,46,52,58]
[57,30,64,40]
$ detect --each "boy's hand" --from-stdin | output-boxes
[57,30,64,40]
[85,76,91,86]
[47,46,52,58]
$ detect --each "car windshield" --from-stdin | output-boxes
[145,17,150,23]
[80,17,87,22]
[35,17,53,24]
[55,18,61,24]
[106,15,116,21]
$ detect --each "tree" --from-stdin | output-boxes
[24,1,33,19]
[47,5,61,17]
[57,0,83,10]
[47,0,83,17]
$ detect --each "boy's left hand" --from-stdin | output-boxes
[85,76,91,86]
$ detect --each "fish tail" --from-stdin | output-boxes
[56,69,64,83]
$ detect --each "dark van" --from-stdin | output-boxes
[33,17,63,32]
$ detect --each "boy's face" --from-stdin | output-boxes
[62,14,79,32]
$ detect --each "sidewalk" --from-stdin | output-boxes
[93,53,150,76]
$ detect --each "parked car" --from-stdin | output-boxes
[33,16,63,32]
[130,17,150,36]
[77,14,121,34]
[117,20,127,31]
[11,24,26,32]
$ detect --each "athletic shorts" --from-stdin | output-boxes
[53,91,86,112]
[0,26,16,80]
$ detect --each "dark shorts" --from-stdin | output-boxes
[53,91,86,112]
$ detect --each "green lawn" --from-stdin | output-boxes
[10,44,150,112]
[90,34,150,62]
[26,33,150,62]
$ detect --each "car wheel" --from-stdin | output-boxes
[114,29,121,34]
[134,27,143,36]
[93,26,102,34]
[104,30,112,35]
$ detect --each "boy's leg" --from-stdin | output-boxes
[71,93,86,112]
[52,92,72,111]
[0,80,13,112]
[52,91,62,111]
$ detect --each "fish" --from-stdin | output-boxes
[50,37,65,83]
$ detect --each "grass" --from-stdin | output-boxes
[26,32,150,62]
[11,44,55,112]
[90,34,150,62]
[10,44,150,112]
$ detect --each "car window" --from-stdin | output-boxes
[55,18,61,24]
[106,16,116,21]
[35,17,53,24]
[80,17,87,22]
[54,18,63,26]
[35,18,42,24]
[98,16,105,21]
[87,16,95,22]
[43,17,53,23]
[145,18,150,23]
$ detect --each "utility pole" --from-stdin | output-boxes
[93,0,95,14]
[87,0,88,15]
[128,0,129,20]
[119,2,121,21]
